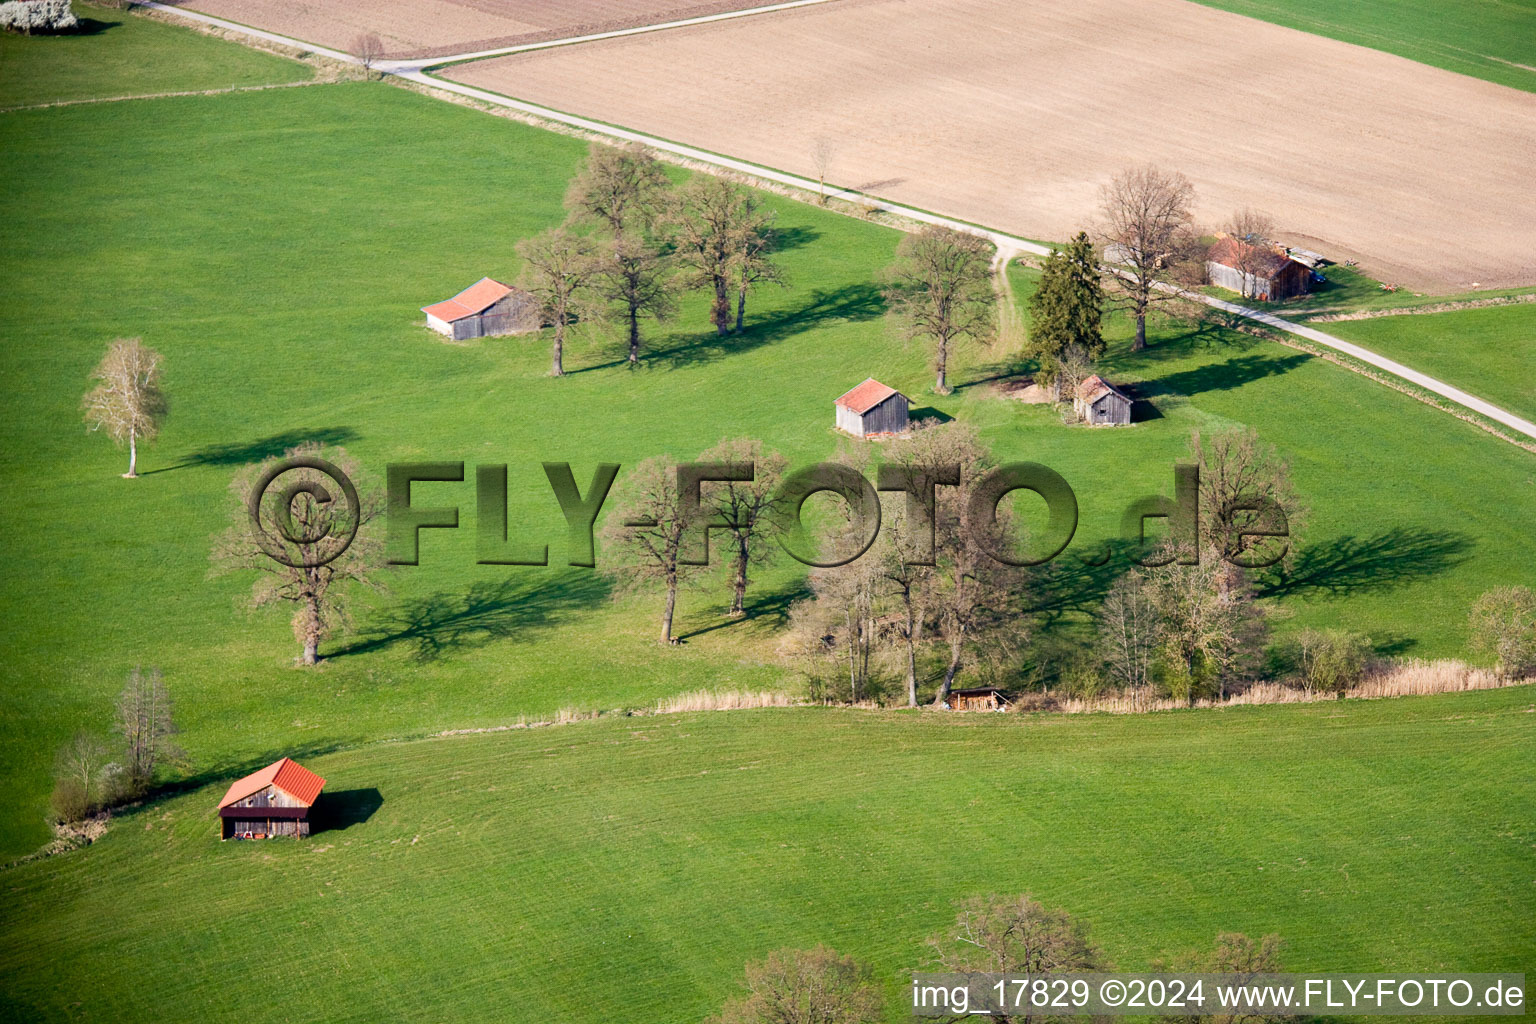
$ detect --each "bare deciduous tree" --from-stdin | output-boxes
[594,235,673,366]
[929,893,1104,1023]
[1469,585,1536,679]
[1157,932,1286,1024]
[698,438,785,616]
[82,337,166,478]
[1099,165,1199,351]
[1294,628,1372,696]
[601,455,700,644]
[52,731,111,822]
[785,447,886,702]
[733,199,786,333]
[1098,571,1160,696]
[810,136,836,204]
[566,141,670,239]
[351,32,384,76]
[712,946,883,1024]
[1222,208,1277,300]
[886,226,997,394]
[210,444,385,666]
[517,227,598,377]
[1142,545,1267,703]
[669,174,750,336]
[1189,428,1305,570]
[114,667,182,796]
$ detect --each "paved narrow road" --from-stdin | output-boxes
[138,0,1536,445]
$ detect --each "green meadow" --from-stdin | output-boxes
[1324,304,1536,425]
[2,72,1534,861]
[1,691,1531,1022]
[1,20,1533,1021]
[0,3,311,109]
[1188,0,1536,93]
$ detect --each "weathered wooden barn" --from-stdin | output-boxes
[422,277,540,340]
[944,687,1010,711]
[1074,374,1132,426]
[1206,236,1312,301]
[217,757,326,840]
[835,378,910,437]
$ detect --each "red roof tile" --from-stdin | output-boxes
[217,757,326,809]
[1077,374,1128,404]
[1207,236,1294,278]
[836,378,901,414]
[421,277,514,323]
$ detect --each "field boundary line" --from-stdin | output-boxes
[0,78,322,114]
[128,1,1536,448]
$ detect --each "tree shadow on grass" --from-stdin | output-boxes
[1135,353,1310,400]
[1256,527,1474,600]
[677,576,812,641]
[147,427,359,474]
[332,571,611,662]
[70,16,122,35]
[574,282,885,374]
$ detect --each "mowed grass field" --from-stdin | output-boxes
[1323,304,1536,425]
[3,55,1536,860]
[0,3,311,109]
[3,691,1534,1023]
[1188,0,1536,94]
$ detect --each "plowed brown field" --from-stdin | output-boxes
[446,0,1536,291]
[169,0,790,59]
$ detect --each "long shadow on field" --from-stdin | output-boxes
[313,788,383,833]
[70,16,122,35]
[1136,353,1309,399]
[677,577,812,641]
[333,571,611,661]
[1256,527,1474,600]
[771,226,821,252]
[150,427,359,474]
[573,283,886,374]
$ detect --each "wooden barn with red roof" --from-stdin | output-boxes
[422,277,539,340]
[217,757,326,840]
[835,378,910,438]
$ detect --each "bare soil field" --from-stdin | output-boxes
[169,0,790,59]
[446,0,1536,291]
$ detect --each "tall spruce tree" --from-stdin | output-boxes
[1027,231,1104,387]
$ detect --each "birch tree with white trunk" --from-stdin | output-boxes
[82,337,166,478]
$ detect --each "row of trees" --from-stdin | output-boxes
[52,667,181,822]
[711,891,1286,1024]
[516,142,785,376]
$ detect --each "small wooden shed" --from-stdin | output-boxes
[944,687,1010,711]
[835,378,910,437]
[1206,237,1312,301]
[1074,374,1132,426]
[422,277,540,340]
[217,757,326,840]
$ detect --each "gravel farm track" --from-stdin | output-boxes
[441,0,1536,293]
